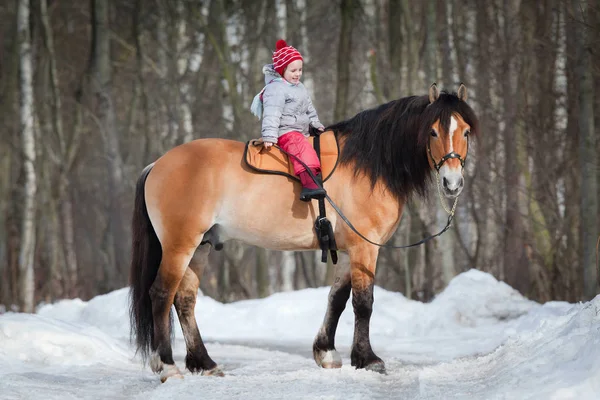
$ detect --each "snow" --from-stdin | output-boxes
[1,269,599,399]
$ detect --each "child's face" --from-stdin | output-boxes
[283,60,303,84]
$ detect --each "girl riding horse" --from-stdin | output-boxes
[130,83,478,382]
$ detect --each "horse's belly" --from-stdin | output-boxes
[215,194,320,251]
[219,224,318,251]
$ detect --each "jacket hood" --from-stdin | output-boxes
[262,64,281,84]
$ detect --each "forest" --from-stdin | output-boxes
[1,0,598,312]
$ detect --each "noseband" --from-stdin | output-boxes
[427,136,469,172]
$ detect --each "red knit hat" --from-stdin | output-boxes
[272,39,303,77]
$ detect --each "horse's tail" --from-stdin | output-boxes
[129,163,162,362]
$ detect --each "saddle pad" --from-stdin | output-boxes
[244,130,339,182]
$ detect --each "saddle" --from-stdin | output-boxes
[244,130,339,182]
[243,130,339,265]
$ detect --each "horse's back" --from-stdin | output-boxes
[156,137,244,168]
[144,137,323,250]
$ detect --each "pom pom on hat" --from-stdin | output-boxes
[276,39,288,51]
[272,39,303,77]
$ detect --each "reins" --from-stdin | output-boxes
[274,141,460,249]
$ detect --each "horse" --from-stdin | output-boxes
[129,83,479,382]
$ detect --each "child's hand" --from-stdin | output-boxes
[264,142,273,148]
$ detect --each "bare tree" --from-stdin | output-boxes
[388,0,404,97]
[572,0,598,299]
[1,4,20,308]
[473,0,495,273]
[82,0,127,287]
[17,0,36,312]
[501,0,529,293]
[334,0,360,121]
[40,0,80,297]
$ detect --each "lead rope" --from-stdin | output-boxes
[436,170,459,216]
[274,143,458,249]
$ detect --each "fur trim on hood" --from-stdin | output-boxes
[263,64,281,84]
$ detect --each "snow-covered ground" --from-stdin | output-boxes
[1,269,599,400]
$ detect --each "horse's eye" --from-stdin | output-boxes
[430,129,438,138]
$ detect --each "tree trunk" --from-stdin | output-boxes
[60,179,78,297]
[401,0,422,93]
[203,0,245,135]
[281,250,296,291]
[256,247,269,298]
[401,211,413,297]
[437,0,453,87]
[474,0,494,271]
[428,0,455,286]
[87,0,126,287]
[176,2,193,144]
[502,0,529,294]
[0,148,10,305]
[450,0,467,83]
[388,0,403,97]
[285,0,301,46]
[573,0,598,299]
[334,0,358,121]
[563,0,581,301]
[241,0,264,100]
[262,0,279,49]
[1,6,20,307]
[219,256,231,302]
[41,0,79,298]
[17,0,36,312]
[423,0,436,83]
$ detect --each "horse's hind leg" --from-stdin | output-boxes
[174,244,223,376]
[313,252,351,369]
[149,249,193,382]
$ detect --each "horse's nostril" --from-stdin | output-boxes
[443,177,449,188]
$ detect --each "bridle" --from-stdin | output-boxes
[426,134,469,172]
[426,134,469,215]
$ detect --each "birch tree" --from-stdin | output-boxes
[17,0,36,313]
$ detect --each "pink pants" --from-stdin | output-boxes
[277,131,321,175]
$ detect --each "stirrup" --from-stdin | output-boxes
[300,187,326,202]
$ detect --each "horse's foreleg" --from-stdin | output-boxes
[348,246,385,374]
[313,253,351,369]
[174,244,223,377]
[149,250,191,382]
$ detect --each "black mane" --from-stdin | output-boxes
[327,91,479,202]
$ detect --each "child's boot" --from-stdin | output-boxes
[299,170,326,202]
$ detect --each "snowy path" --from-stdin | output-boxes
[1,270,599,399]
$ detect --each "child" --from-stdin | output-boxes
[250,39,326,202]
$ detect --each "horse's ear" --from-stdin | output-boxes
[429,83,440,104]
[457,83,468,102]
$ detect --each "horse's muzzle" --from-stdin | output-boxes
[442,175,464,198]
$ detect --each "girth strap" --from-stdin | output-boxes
[313,134,338,264]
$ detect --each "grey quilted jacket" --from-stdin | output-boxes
[259,64,324,143]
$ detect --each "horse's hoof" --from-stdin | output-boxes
[149,353,163,373]
[314,349,342,369]
[365,360,387,375]
[160,364,184,383]
[202,366,225,377]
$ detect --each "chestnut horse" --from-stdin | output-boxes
[129,84,478,381]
